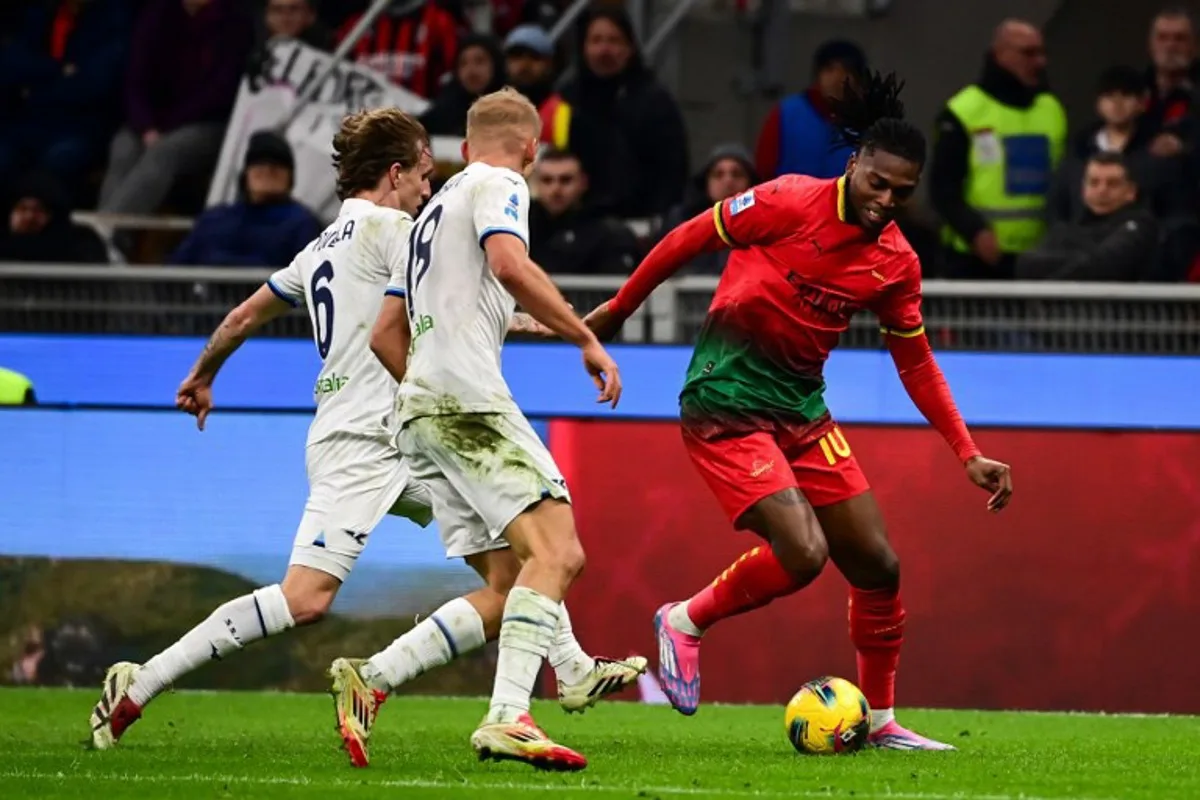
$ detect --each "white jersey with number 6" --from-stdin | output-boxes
[269,198,414,447]
[391,162,529,424]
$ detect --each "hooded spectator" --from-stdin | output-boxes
[420,34,506,137]
[0,173,108,265]
[99,0,254,217]
[529,148,640,275]
[557,7,688,218]
[0,0,134,198]
[169,132,321,267]
[661,144,757,275]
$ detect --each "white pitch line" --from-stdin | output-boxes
[0,769,1118,800]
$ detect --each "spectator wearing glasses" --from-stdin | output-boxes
[930,19,1067,280]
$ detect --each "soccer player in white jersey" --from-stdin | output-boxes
[376,88,621,772]
[89,108,642,755]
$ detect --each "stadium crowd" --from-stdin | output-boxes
[2,0,1200,281]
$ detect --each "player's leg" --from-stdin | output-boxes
[794,423,953,751]
[655,426,829,715]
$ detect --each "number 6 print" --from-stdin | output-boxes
[310,260,334,360]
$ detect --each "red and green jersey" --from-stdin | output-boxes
[680,175,924,430]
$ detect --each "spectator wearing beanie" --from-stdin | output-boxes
[0,172,109,264]
[169,131,321,267]
[661,144,757,274]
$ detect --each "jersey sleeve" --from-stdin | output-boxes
[382,214,414,300]
[473,170,530,251]
[713,177,799,247]
[266,258,304,308]
[876,254,925,337]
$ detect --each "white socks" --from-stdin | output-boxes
[870,707,895,733]
[488,587,560,723]
[361,597,486,690]
[668,601,704,637]
[547,603,595,686]
[128,584,294,706]
[362,597,595,694]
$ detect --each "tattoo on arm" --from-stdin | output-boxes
[507,312,544,336]
[191,316,247,381]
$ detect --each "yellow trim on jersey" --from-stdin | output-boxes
[836,175,848,222]
[713,202,734,246]
[880,325,927,338]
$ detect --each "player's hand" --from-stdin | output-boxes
[176,375,214,431]
[965,455,1012,512]
[971,230,1001,266]
[581,340,621,408]
[582,300,625,342]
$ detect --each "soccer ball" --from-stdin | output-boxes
[784,676,871,755]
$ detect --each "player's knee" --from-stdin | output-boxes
[772,534,828,584]
[280,577,338,626]
[559,535,586,582]
[851,543,900,591]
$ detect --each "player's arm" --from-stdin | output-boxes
[590,178,795,338]
[507,311,556,338]
[177,283,293,429]
[485,234,593,346]
[878,260,1012,511]
[369,290,412,384]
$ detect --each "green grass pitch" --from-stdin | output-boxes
[1,688,1197,799]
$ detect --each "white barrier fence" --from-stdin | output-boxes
[2,264,1200,353]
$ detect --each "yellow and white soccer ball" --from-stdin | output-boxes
[784,676,871,755]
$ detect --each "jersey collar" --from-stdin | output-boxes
[836,175,849,222]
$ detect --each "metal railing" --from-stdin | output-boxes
[2,264,1200,353]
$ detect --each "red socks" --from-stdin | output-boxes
[848,586,905,710]
[685,546,805,631]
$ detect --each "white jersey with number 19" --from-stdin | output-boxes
[391,162,529,424]
[269,198,414,447]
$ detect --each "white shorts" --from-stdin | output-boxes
[397,412,570,559]
[289,432,434,582]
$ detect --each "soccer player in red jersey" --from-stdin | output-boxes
[585,72,1013,750]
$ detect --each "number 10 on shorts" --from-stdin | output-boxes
[817,426,852,466]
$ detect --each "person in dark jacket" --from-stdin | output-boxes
[98,0,254,217]
[0,0,134,194]
[529,148,640,275]
[557,7,688,218]
[929,20,1066,280]
[1143,9,1200,162]
[754,40,866,181]
[246,0,335,86]
[419,33,506,137]
[169,132,321,267]
[0,172,109,264]
[1048,66,1183,222]
[661,143,757,275]
[1017,153,1157,281]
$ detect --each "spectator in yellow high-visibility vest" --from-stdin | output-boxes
[0,367,35,405]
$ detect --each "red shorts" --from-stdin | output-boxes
[681,416,870,525]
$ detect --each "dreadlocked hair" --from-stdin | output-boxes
[828,69,926,167]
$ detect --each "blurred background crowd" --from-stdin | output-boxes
[3,0,1200,283]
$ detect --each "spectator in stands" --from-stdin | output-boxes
[529,149,640,275]
[661,144,757,275]
[420,34,506,136]
[0,172,109,265]
[558,7,688,218]
[754,40,866,181]
[168,132,320,267]
[1144,8,1200,161]
[930,19,1067,280]
[0,0,134,199]
[1017,153,1157,282]
[99,0,254,219]
[247,0,334,89]
[1050,66,1193,223]
[504,25,569,148]
[338,0,461,99]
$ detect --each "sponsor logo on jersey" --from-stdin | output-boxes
[505,192,520,221]
[412,313,435,342]
[730,190,756,216]
[315,373,350,397]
